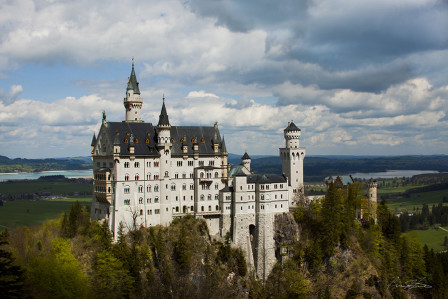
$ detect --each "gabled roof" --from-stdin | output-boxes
[126,63,140,94]
[284,121,300,132]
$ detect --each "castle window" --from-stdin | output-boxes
[154,174,159,180]
[261,195,264,200]
[155,209,160,214]
[146,138,149,144]
[182,184,186,190]
[154,185,159,192]
[124,187,130,194]
[200,172,204,178]
[134,162,139,168]
[148,209,151,215]
[280,184,283,188]
[191,205,194,211]
[165,171,169,177]
[199,161,204,166]
[215,194,218,200]
[208,194,211,200]
[138,185,143,193]
[135,174,139,180]
[175,173,179,179]
[177,161,182,167]
[147,198,151,203]
[190,184,194,190]
[154,161,159,167]
[171,184,176,191]
[139,198,143,204]
[182,172,186,178]
[135,138,139,144]
[124,162,129,168]
[124,138,128,143]
[124,199,130,205]
[175,207,179,212]
[155,197,159,203]
[180,138,184,143]
[215,183,219,190]
[188,161,194,166]
[216,205,219,211]
[171,138,174,143]
[201,138,204,143]
[214,172,218,178]
[200,195,204,201]
[147,173,151,180]
[127,132,131,136]
[201,206,204,212]
[209,161,214,166]
[125,175,129,181]
[208,206,211,211]
[147,132,151,136]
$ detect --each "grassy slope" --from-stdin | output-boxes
[405,228,448,252]
[0,197,91,229]
[385,189,448,213]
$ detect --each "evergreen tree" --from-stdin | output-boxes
[0,229,24,298]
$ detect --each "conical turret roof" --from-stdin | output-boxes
[91,133,97,146]
[157,97,170,126]
[126,62,140,94]
[242,152,251,160]
[221,136,227,153]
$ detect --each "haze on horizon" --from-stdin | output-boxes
[0,0,447,159]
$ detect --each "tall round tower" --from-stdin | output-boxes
[124,62,143,122]
[367,179,378,223]
[241,152,251,172]
[279,121,306,206]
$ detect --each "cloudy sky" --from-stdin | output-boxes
[0,0,447,158]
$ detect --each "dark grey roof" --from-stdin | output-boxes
[221,136,227,153]
[105,122,224,157]
[242,152,251,160]
[170,126,222,156]
[91,133,97,146]
[221,185,233,192]
[247,174,287,184]
[126,63,140,94]
[107,122,159,157]
[284,121,300,132]
[157,100,170,126]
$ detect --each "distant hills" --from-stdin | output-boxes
[0,155,91,173]
[2,154,448,182]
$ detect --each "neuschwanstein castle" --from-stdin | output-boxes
[90,64,306,279]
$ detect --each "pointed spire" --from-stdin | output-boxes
[157,96,170,126]
[127,60,140,94]
[221,136,227,153]
[91,133,97,146]
[242,152,251,160]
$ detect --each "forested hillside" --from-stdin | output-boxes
[0,156,91,173]
[229,155,448,181]
[2,182,448,298]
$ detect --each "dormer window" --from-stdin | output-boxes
[180,138,184,143]
[201,138,205,143]
[146,138,149,144]
[124,138,128,143]
[127,132,130,136]
[171,138,174,143]
[135,138,139,144]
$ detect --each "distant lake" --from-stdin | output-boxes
[0,170,92,182]
[349,170,439,180]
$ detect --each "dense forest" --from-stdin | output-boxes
[0,156,91,173]
[1,181,448,298]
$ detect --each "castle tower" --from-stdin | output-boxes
[242,152,251,172]
[156,97,172,225]
[367,179,378,223]
[124,62,143,122]
[279,121,306,206]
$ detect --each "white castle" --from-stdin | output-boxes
[90,64,306,279]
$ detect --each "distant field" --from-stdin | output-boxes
[405,227,448,252]
[0,197,91,230]
[0,179,92,195]
[385,189,448,213]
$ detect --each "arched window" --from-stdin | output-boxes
[215,194,219,200]
[208,194,212,200]
[154,185,159,192]
[200,195,205,201]
[215,172,218,178]
[200,172,204,178]
[135,174,139,181]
